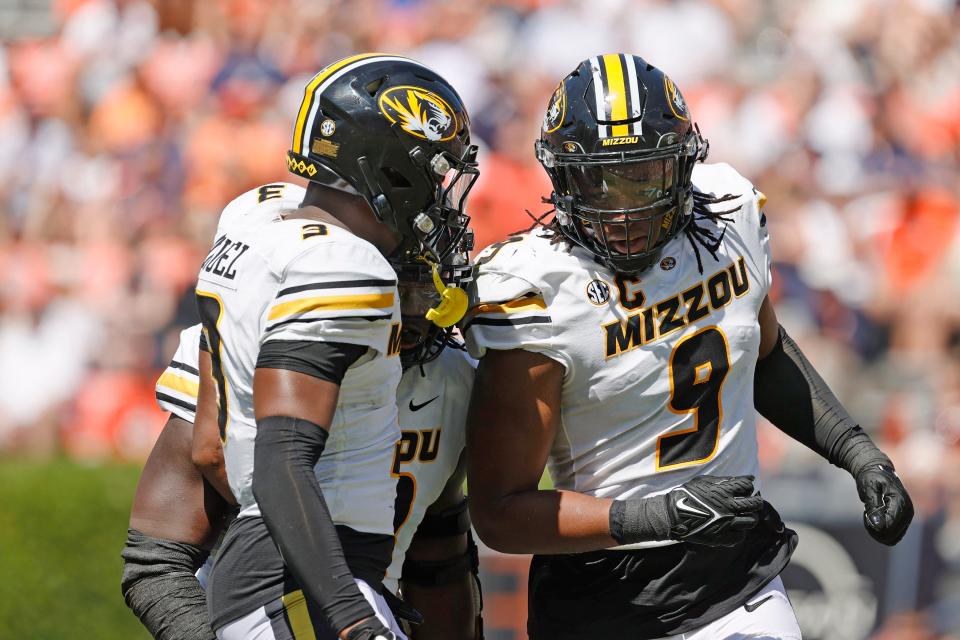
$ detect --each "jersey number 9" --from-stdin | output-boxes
[657,326,731,470]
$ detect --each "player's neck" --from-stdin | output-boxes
[293,185,401,256]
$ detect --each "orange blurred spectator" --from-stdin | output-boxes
[140,35,221,114]
[469,150,552,251]
[7,39,79,120]
[880,188,958,296]
[469,107,552,252]
[62,369,166,461]
[88,78,161,154]
[183,112,289,212]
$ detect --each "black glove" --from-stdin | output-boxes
[667,475,764,546]
[344,617,396,640]
[610,475,763,548]
[856,464,913,546]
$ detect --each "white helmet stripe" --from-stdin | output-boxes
[590,56,608,139]
[624,55,643,136]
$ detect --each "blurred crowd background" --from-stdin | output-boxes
[0,0,957,638]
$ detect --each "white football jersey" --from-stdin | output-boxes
[384,346,475,594]
[465,163,771,545]
[153,325,475,593]
[155,184,305,423]
[195,187,402,537]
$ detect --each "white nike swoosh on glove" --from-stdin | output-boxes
[675,496,710,517]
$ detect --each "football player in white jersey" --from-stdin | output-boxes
[121,129,482,638]
[121,185,311,640]
[193,54,478,640]
[122,253,481,639]
[464,54,913,639]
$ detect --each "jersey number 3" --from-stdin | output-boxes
[657,326,731,471]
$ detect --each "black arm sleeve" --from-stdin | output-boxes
[252,415,375,634]
[256,340,367,383]
[754,325,891,476]
[120,529,214,640]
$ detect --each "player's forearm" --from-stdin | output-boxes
[472,488,616,554]
[401,528,481,639]
[252,415,376,634]
[194,350,238,505]
[754,325,890,476]
[191,445,237,506]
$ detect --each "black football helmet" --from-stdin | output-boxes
[391,229,474,369]
[287,53,478,261]
[536,54,708,273]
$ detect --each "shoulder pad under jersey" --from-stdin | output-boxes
[216,182,306,236]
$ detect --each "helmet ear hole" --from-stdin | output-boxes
[381,166,413,188]
[364,77,386,96]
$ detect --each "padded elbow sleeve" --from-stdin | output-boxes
[120,529,214,640]
[754,325,890,476]
[252,415,375,633]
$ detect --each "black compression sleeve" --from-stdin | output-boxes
[754,325,891,476]
[120,529,214,640]
[256,340,367,383]
[252,415,375,633]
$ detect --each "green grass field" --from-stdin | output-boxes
[0,458,151,639]
[0,458,552,639]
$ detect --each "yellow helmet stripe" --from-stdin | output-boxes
[603,54,629,137]
[291,52,390,155]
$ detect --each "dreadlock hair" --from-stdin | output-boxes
[510,200,556,235]
[683,190,742,274]
[507,191,744,273]
[509,197,572,249]
[411,332,467,378]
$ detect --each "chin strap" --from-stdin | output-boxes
[419,257,468,328]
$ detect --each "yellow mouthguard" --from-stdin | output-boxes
[423,261,468,328]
